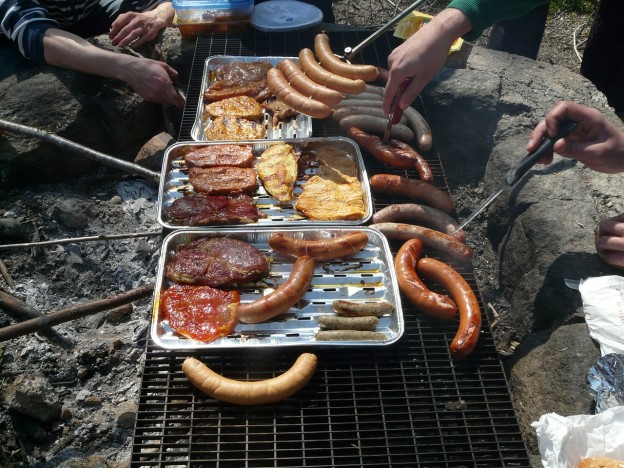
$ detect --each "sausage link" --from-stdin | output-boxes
[404,107,433,151]
[299,48,366,94]
[277,58,344,106]
[332,299,395,317]
[369,174,454,213]
[334,98,387,109]
[394,239,457,319]
[268,231,368,261]
[346,127,420,170]
[236,256,315,323]
[267,68,332,119]
[314,33,379,81]
[417,257,482,358]
[332,106,407,125]
[372,203,466,242]
[315,330,387,341]
[339,115,414,142]
[371,222,473,262]
[387,140,433,182]
[343,92,382,101]
[317,314,379,331]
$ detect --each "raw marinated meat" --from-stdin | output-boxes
[188,166,258,195]
[166,193,266,226]
[184,144,254,168]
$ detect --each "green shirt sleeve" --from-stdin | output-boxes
[447,0,550,41]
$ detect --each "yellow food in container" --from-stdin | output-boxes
[393,11,464,54]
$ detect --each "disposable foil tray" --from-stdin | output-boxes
[157,137,373,229]
[191,55,313,141]
[151,227,403,349]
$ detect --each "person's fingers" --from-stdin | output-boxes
[597,218,624,237]
[399,77,425,111]
[596,250,624,270]
[527,119,548,151]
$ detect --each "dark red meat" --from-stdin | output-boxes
[188,166,258,195]
[184,144,255,168]
[166,237,270,287]
[166,193,266,226]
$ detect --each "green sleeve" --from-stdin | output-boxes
[446,0,551,41]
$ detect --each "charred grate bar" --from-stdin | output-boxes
[133,31,532,467]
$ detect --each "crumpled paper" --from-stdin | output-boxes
[579,275,624,356]
[588,353,624,413]
[532,406,624,468]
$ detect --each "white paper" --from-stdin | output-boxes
[579,275,624,356]
[532,406,624,468]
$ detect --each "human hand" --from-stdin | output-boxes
[125,58,185,108]
[595,213,624,269]
[109,8,170,49]
[383,8,472,114]
[527,100,624,173]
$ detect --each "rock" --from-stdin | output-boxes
[115,401,137,429]
[84,396,102,406]
[4,373,62,423]
[48,200,89,229]
[134,132,175,171]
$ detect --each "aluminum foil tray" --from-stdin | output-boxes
[151,227,403,349]
[157,138,373,229]
[191,55,313,141]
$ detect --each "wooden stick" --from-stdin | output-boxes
[0,231,162,251]
[0,283,154,342]
[0,119,160,183]
[0,259,15,288]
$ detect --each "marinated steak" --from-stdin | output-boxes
[166,193,266,226]
[184,144,254,168]
[188,166,258,195]
[256,143,299,203]
[166,237,271,287]
[212,61,273,87]
[204,116,266,141]
[205,95,263,120]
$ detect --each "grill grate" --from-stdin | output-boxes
[132,31,531,467]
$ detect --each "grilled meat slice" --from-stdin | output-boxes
[188,166,258,195]
[166,193,266,226]
[294,146,365,220]
[204,79,273,103]
[184,144,254,168]
[256,143,299,203]
[212,61,273,87]
[204,116,266,141]
[262,99,297,124]
[205,95,264,120]
[166,237,270,287]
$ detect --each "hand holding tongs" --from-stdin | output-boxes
[382,78,412,144]
[342,0,428,62]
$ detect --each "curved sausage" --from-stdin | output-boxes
[339,115,414,142]
[268,231,368,261]
[343,92,382,101]
[266,68,332,119]
[236,256,315,323]
[394,239,457,320]
[371,222,473,262]
[277,59,344,106]
[314,33,379,82]
[334,98,387,109]
[372,203,466,242]
[182,353,317,405]
[417,257,482,358]
[299,48,366,95]
[404,107,433,152]
[332,106,407,125]
[347,128,429,176]
[365,84,385,96]
[332,299,395,317]
[369,174,454,213]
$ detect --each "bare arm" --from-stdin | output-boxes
[43,28,184,108]
[383,8,473,114]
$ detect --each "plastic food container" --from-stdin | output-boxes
[172,0,255,38]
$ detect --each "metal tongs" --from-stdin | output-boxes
[382,78,412,144]
[341,0,429,62]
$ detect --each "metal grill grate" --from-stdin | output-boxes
[132,31,531,467]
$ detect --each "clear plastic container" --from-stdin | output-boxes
[173,0,254,38]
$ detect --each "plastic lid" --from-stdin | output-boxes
[250,0,323,32]
[173,0,253,10]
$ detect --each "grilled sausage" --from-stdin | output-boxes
[332,106,407,125]
[182,353,317,405]
[314,33,379,82]
[339,115,415,142]
[277,58,344,106]
[372,203,466,242]
[266,68,332,119]
[403,107,433,151]
[417,257,482,358]
[369,174,454,213]
[268,231,368,261]
[317,314,380,330]
[299,48,366,95]
[236,256,315,323]
[332,299,395,317]
[371,222,473,262]
[388,140,433,181]
[394,239,457,319]
[315,330,387,341]
[346,127,424,171]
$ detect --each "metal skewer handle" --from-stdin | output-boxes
[343,0,428,62]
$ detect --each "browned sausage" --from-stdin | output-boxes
[403,107,433,152]
[394,239,457,320]
[314,33,379,82]
[372,204,465,242]
[268,231,368,261]
[389,140,433,182]
[277,59,344,106]
[299,48,366,95]
[339,115,415,142]
[369,174,454,213]
[266,68,332,119]
[371,222,473,262]
[332,299,395,317]
[236,256,315,323]
[347,127,423,172]
[417,257,482,358]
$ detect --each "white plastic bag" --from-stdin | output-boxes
[579,275,624,356]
